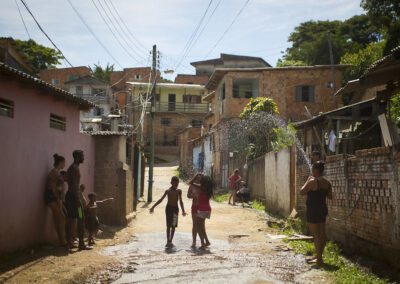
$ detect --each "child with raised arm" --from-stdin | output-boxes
[85,193,113,246]
[150,176,186,248]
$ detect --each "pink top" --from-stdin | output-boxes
[198,191,211,211]
[229,173,240,189]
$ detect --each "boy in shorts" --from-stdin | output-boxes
[150,176,186,248]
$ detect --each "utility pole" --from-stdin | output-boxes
[147,44,156,202]
[327,31,338,108]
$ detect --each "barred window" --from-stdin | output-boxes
[0,98,14,118]
[295,85,315,102]
[50,114,66,131]
[161,118,171,127]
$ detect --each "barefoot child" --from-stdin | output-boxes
[191,175,213,250]
[188,173,210,248]
[86,193,113,246]
[150,176,186,248]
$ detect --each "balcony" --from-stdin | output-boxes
[143,102,209,113]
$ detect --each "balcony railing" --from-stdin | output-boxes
[143,102,209,113]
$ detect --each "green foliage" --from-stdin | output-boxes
[15,39,64,71]
[213,192,230,203]
[251,200,265,212]
[271,124,297,151]
[160,76,173,83]
[390,93,400,128]
[89,63,114,82]
[361,0,400,55]
[340,41,385,82]
[275,59,306,67]
[239,97,278,119]
[280,15,382,65]
[290,240,388,283]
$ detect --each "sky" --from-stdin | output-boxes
[1,0,364,80]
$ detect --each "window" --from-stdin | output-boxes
[295,85,315,102]
[161,118,171,127]
[191,119,203,128]
[51,78,60,86]
[50,114,66,131]
[183,95,201,104]
[232,78,259,98]
[0,98,14,118]
[69,75,79,81]
[134,74,141,80]
[76,86,83,95]
[94,107,104,116]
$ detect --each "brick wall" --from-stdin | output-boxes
[295,147,400,267]
[174,74,209,85]
[110,68,160,91]
[40,67,91,90]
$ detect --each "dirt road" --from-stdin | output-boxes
[0,164,332,283]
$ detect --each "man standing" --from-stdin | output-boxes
[65,150,87,250]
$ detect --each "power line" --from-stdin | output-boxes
[94,0,147,65]
[204,0,251,58]
[106,0,148,53]
[66,0,124,69]
[102,0,148,57]
[15,0,30,39]
[173,0,214,71]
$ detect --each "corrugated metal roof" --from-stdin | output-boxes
[81,131,130,136]
[0,63,95,109]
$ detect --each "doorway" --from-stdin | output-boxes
[168,94,176,111]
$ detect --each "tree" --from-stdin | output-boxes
[276,59,306,67]
[279,15,381,65]
[361,0,400,54]
[390,93,400,128]
[14,39,64,71]
[239,97,278,119]
[89,63,114,82]
[340,41,385,82]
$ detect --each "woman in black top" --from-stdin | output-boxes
[300,161,332,265]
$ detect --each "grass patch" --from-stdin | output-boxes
[289,240,389,284]
[213,192,230,203]
[251,200,265,212]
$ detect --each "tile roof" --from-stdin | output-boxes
[0,63,95,109]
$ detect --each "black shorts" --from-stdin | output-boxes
[165,205,179,228]
[306,206,328,224]
[44,189,57,204]
[65,191,83,219]
[87,216,100,232]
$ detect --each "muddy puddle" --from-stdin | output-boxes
[95,232,315,284]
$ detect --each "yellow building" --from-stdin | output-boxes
[128,82,209,160]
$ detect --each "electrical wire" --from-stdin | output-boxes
[94,0,147,65]
[204,0,251,58]
[173,0,214,71]
[15,0,30,39]
[102,0,148,58]
[66,0,124,69]
[106,0,148,53]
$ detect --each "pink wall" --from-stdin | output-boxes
[0,81,95,252]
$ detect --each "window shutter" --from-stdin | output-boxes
[309,86,315,102]
[196,96,201,103]
[295,86,302,102]
[156,93,160,102]
[183,95,187,103]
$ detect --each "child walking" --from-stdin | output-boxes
[191,174,213,250]
[150,176,186,248]
[85,193,113,246]
[228,169,241,205]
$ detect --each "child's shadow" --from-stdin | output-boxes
[164,247,179,254]
[188,248,213,256]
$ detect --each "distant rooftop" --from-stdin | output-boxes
[191,53,271,67]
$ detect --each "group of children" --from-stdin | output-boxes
[150,173,213,250]
[46,154,113,249]
[228,169,250,205]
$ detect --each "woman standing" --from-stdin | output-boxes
[300,161,332,265]
[228,169,241,205]
[44,154,67,247]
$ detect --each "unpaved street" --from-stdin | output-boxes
[0,164,332,283]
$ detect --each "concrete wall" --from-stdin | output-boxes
[94,135,133,225]
[0,81,95,252]
[247,148,292,216]
[264,148,292,216]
